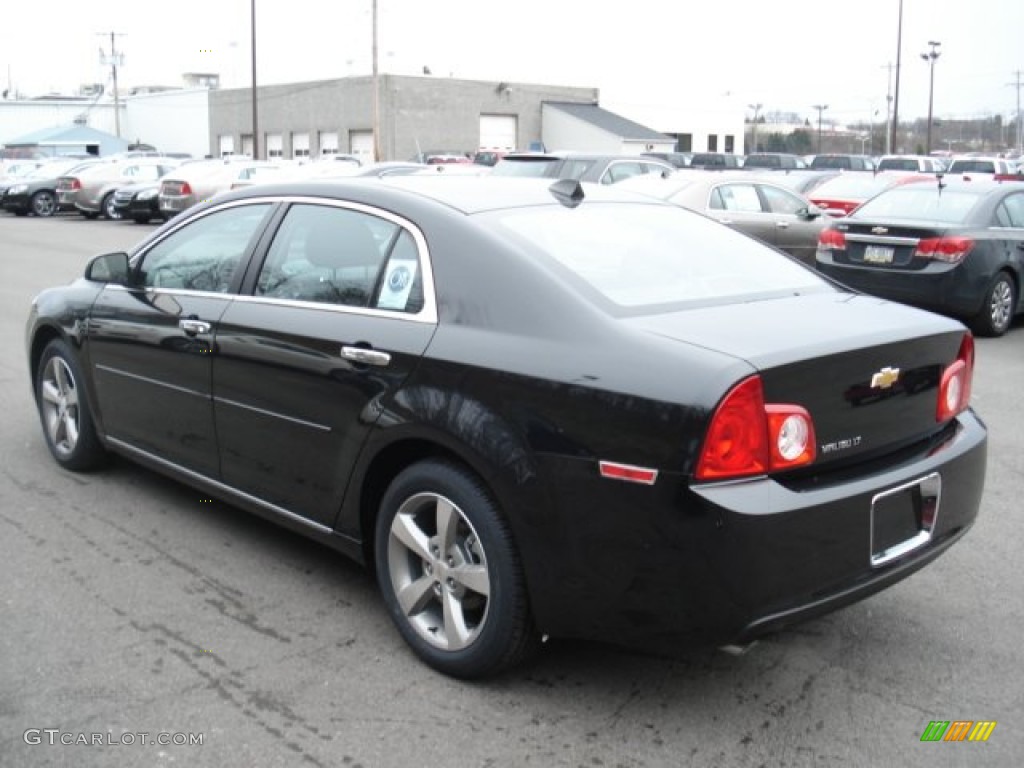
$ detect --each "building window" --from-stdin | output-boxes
[707,135,719,152]
[724,135,735,154]
[675,134,692,152]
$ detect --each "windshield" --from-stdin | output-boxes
[851,186,983,224]
[483,202,828,313]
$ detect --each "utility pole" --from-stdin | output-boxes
[97,32,125,138]
[748,103,762,153]
[812,104,829,153]
[372,0,381,162]
[1009,70,1023,154]
[890,0,904,153]
[882,62,894,154]
[250,0,259,159]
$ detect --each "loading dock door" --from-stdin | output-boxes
[479,115,517,151]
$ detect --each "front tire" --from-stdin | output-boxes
[30,190,57,217]
[375,460,537,678]
[971,271,1016,337]
[35,339,107,471]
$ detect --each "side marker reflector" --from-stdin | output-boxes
[598,461,658,485]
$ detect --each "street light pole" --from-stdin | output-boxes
[921,41,941,154]
[812,104,829,153]
[890,0,904,153]
[748,103,762,153]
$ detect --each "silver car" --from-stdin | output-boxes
[158,159,284,217]
[57,158,179,219]
[616,171,829,266]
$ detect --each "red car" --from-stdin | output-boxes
[809,171,931,217]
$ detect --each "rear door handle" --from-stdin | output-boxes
[179,318,211,336]
[341,346,391,367]
[775,221,790,229]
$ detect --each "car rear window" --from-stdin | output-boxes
[484,203,827,313]
[851,186,982,224]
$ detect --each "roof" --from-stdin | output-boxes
[544,102,673,143]
[2,124,129,155]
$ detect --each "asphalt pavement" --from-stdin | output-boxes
[1,214,1022,767]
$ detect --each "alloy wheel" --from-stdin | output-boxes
[40,356,81,457]
[386,492,490,651]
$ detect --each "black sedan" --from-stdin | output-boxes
[110,180,164,224]
[816,177,1024,336]
[26,177,987,678]
[1,158,106,217]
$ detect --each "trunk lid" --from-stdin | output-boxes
[625,292,968,469]
[823,218,964,271]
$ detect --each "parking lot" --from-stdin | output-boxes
[1,213,1022,767]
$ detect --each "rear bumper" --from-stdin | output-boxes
[816,253,988,319]
[522,410,987,652]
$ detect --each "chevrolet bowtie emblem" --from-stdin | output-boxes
[871,226,889,235]
[870,366,900,389]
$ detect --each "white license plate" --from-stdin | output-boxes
[863,245,894,264]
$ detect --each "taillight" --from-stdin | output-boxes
[936,333,974,422]
[817,228,847,250]
[913,236,974,264]
[70,178,81,191]
[696,376,816,481]
[180,182,193,195]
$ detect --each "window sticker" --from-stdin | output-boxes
[377,258,418,310]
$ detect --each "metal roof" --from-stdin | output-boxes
[544,102,672,143]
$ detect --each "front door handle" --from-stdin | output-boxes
[341,346,391,367]
[775,221,790,229]
[179,318,211,336]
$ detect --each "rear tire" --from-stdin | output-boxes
[374,460,538,679]
[970,272,1016,337]
[102,192,120,220]
[132,214,151,224]
[35,339,107,471]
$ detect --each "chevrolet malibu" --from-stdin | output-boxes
[26,177,987,678]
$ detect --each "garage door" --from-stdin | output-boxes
[350,130,375,161]
[479,115,516,151]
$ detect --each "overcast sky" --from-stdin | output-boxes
[3,0,1022,127]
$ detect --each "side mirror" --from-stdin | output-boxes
[799,205,823,221]
[85,251,130,284]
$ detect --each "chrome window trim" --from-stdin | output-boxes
[844,234,920,246]
[132,196,439,325]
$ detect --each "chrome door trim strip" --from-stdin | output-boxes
[214,396,332,432]
[94,364,208,399]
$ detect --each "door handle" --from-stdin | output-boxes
[341,346,391,367]
[775,221,790,229]
[179,318,211,336]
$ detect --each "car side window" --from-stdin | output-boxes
[138,204,272,292]
[602,162,644,185]
[760,184,806,215]
[257,203,415,310]
[998,193,1024,228]
[710,184,763,213]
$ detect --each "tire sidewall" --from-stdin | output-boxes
[374,460,525,678]
[976,272,1016,337]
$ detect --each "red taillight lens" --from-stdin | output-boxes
[180,182,193,195]
[936,333,974,422]
[70,178,81,191]
[817,228,847,250]
[696,376,816,481]
[913,236,974,264]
